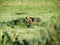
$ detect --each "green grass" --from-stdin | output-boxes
[0,0,60,45]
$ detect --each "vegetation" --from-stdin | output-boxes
[0,0,60,45]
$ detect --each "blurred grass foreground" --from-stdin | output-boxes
[0,0,60,45]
